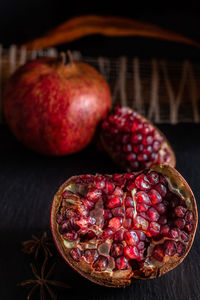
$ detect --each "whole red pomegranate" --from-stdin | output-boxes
[3,54,111,155]
[51,165,197,287]
[100,106,175,171]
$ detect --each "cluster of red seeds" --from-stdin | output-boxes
[56,172,194,272]
[101,106,171,170]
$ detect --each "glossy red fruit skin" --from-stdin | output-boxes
[3,57,111,155]
[50,165,198,288]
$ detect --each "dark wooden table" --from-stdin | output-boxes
[0,123,199,300]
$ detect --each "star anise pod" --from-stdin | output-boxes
[20,257,70,300]
[22,232,53,259]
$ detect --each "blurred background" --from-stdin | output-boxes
[0,3,200,59]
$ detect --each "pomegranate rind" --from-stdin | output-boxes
[50,165,197,287]
[100,107,176,171]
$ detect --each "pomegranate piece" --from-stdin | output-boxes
[100,106,175,171]
[51,165,197,288]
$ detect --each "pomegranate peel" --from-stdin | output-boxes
[100,106,176,172]
[50,165,197,287]
[3,54,111,156]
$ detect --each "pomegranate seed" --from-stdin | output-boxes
[176,241,186,256]
[152,245,164,262]
[142,135,153,145]
[174,206,187,218]
[154,203,167,215]
[133,144,144,153]
[114,229,125,242]
[84,249,99,263]
[59,221,72,234]
[125,207,134,218]
[164,240,176,256]
[70,248,82,262]
[87,188,102,202]
[104,181,115,194]
[121,134,131,144]
[154,184,167,197]
[63,231,78,241]
[110,243,124,257]
[160,224,170,236]
[112,207,125,217]
[124,246,139,259]
[147,172,159,185]
[143,145,153,155]
[124,230,139,245]
[174,218,186,229]
[135,230,147,241]
[148,222,160,236]
[124,218,133,229]
[115,256,128,270]
[152,140,160,151]
[125,196,134,207]
[148,189,162,205]
[158,216,167,225]
[104,209,113,219]
[135,191,151,205]
[93,256,108,271]
[147,207,160,222]
[95,180,105,189]
[126,153,137,162]
[108,217,123,230]
[123,144,132,152]
[180,231,189,242]
[137,203,149,213]
[137,241,145,250]
[141,122,151,134]
[106,195,123,209]
[135,174,151,190]
[83,199,95,210]
[131,120,143,132]
[185,210,194,223]
[113,187,124,196]
[102,228,114,239]
[134,216,149,230]
[124,173,135,180]
[137,153,148,162]
[169,228,179,239]
[185,223,193,232]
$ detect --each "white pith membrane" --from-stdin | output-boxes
[100,106,175,172]
[52,165,197,287]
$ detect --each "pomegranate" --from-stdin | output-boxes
[50,165,197,287]
[100,106,175,171]
[3,52,111,155]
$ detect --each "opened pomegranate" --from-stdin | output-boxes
[100,106,175,171]
[3,53,111,155]
[51,165,197,287]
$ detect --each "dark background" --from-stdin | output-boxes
[1,4,200,300]
[1,3,200,58]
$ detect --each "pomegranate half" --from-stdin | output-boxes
[100,106,176,171]
[50,165,197,287]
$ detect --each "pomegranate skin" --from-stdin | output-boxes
[3,57,111,155]
[50,165,197,288]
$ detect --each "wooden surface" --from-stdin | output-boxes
[0,124,200,300]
